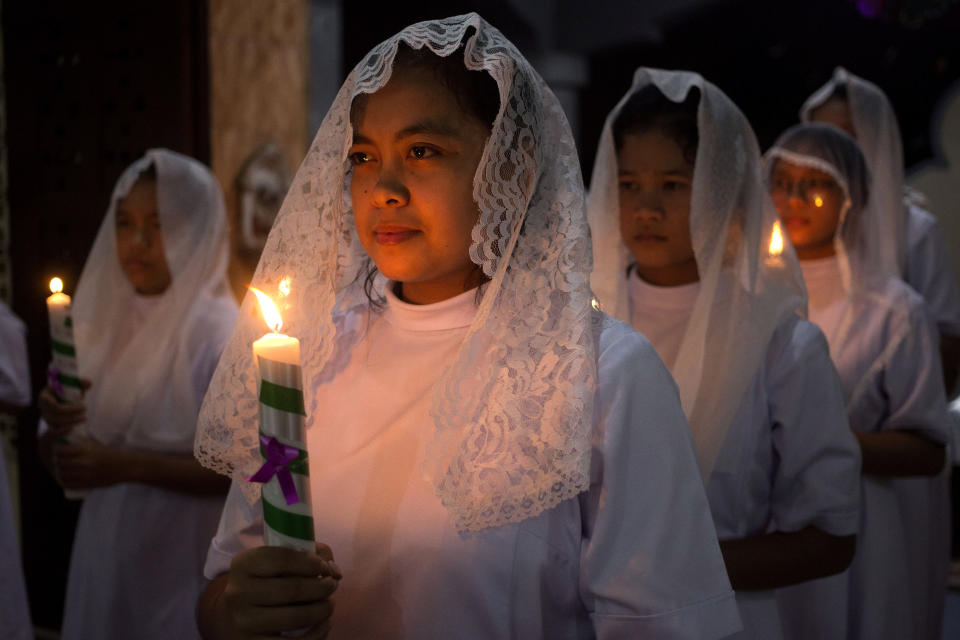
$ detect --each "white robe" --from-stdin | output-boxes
[61,294,236,640]
[626,275,860,640]
[905,202,960,337]
[781,256,949,640]
[0,301,31,639]
[205,285,742,640]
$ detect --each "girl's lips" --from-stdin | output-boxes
[633,233,667,243]
[374,228,419,245]
[783,216,809,229]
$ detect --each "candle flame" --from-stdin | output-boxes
[769,221,784,257]
[591,297,602,312]
[279,277,291,297]
[814,195,824,208]
[249,286,283,333]
[50,277,63,294]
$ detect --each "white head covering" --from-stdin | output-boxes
[73,149,235,451]
[765,123,878,295]
[195,13,596,532]
[800,67,906,276]
[588,68,806,478]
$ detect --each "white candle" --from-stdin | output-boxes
[248,285,315,553]
[46,277,82,403]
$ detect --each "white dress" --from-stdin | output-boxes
[0,301,31,640]
[788,256,950,640]
[206,285,743,640]
[626,275,860,640]
[905,201,960,338]
[61,294,237,640]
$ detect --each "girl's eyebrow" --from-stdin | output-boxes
[351,119,461,146]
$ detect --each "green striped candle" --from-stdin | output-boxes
[249,285,315,553]
[46,278,83,402]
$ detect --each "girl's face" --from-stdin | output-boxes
[769,160,846,260]
[348,66,490,305]
[115,178,172,295]
[616,130,698,286]
[809,97,856,138]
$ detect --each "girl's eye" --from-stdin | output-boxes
[618,181,639,191]
[663,180,688,192]
[349,151,371,166]
[409,146,437,160]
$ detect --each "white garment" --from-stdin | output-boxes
[62,294,236,640]
[905,202,960,336]
[0,301,30,407]
[627,274,860,640]
[205,285,742,640]
[780,255,950,640]
[0,439,31,640]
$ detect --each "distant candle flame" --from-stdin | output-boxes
[591,297,602,312]
[50,277,63,294]
[769,222,784,257]
[278,277,291,297]
[814,195,824,208]
[249,286,283,333]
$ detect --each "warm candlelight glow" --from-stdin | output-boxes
[769,221,784,257]
[279,277,291,297]
[50,277,63,294]
[250,286,283,333]
[814,195,824,208]
[591,297,601,312]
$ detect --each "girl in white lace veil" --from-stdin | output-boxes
[766,124,949,640]
[197,15,742,640]
[37,149,239,640]
[588,68,808,478]
[588,70,861,640]
[800,67,905,280]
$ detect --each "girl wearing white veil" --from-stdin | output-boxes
[37,149,238,639]
[766,123,949,640]
[195,14,741,640]
[802,67,960,394]
[587,69,861,640]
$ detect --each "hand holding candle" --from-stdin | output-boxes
[247,284,316,552]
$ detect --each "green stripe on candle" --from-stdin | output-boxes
[258,432,309,476]
[260,380,306,415]
[51,339,76,356]
[263,496,315,541]
[65,316,72,329]
[57,372,83,389]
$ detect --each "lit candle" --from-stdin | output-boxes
[46,278,82,403]
[247,285,315,552]
[768,221,785,261]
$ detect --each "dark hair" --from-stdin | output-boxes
[829,83,848,101]
[612,85,700,165]
[350,41,500,133]
[138,162,157,181]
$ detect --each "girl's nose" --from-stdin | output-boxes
[372,168,410,208]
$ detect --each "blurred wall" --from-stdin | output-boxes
[208,0,309,300]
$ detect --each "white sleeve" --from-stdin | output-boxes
[0,303,30,407]
[882,299,950,444]
[579,320,742,640]
[203,480,265,579]
[905,206,960,335]
[767,318,861,537]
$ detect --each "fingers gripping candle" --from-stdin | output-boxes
[247,285,315,552]
[46,278,83,403]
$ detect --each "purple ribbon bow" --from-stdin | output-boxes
[247,434,301,505]
[47,366,63,396]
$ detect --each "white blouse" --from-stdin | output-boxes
[206,284,742,640]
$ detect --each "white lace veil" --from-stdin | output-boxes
[195,13,596,532]
[765,123,877,297]
[73,149,235,451]
[800,67,905,277]
[588,69,806,478]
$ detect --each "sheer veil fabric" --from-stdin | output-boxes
[73,149,235,451]
[587,69,807,479]
[195,13,596,532]
[800,67,906,279]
